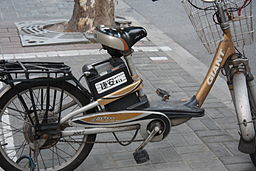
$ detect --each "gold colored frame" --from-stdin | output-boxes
[97,29,237,108]
[195,29,236,107]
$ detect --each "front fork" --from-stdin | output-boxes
[225,56,256,153]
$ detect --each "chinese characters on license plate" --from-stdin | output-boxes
[95,72,127,94]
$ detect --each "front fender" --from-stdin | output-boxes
[233,72,255,142]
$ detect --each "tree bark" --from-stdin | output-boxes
[65,0,115,32]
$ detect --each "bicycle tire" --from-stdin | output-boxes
[248,84,256,167]
[0,80,96,171]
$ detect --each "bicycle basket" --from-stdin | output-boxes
[182,0,254,54]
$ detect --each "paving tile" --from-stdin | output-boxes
[0,38,10,43]
[220,155,252,165]
[188,159,227,170]
[225,163,255,171]
[175,144,209,154]
[136,165,156,171]
[181,151,216,162]
[155,146,182,163]
[186,119,208,131]
[201,135,234,143]
[207,143,233,157]
[153,163,192,171]
[0,28,8,33]
[118,167,138,171]
[0,1,254,171]
[200,117,222,130]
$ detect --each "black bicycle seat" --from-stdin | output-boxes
[94,25,147,51]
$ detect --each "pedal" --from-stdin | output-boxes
[133,149,150,164]
[133,126,160,164]
[156,88,170,101]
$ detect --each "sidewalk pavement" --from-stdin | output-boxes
[0,0,255,171]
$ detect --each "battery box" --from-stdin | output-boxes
[83,58,146,111]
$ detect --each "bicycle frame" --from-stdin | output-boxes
[58,3,254,141]
[58,29,237,135]
[60,78,144,124]
[196,29,236,107]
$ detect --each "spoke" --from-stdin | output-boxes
[40,88,44,110]
[17,93,34,125]
[10,102,26,120]
[10,144,26,161]
[2,111,26,124]
[28,87,39,125]
[38,88,48,111]
[70,104,80,113]
[23,92,32,102]
[49,147,67,163]
[58,89,64,123]
[55,146,73,158]
[55,147,61,166]
[43,85,50,124]
[1,129,24,139]
[15,140,27,155]
[39,151,47,169]
[54,94,69,109]
[62,137,78,151]
[53,100,77,116]
[32,89,41,110]
[3,142,26,151]
[52,89,57,111]
[52,146,54,168]
[18,141,28,159]
[6,106,27,116]
[1,113,32,126]
[0,122,24,134]
[17,95,30,119]
[69,136,83,145]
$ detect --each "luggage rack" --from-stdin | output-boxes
[0,60,72,84]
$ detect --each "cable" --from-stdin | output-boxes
[186,0,216,11]
[238,0,252,16]
[113,129,139,146]
[16,155,36,171]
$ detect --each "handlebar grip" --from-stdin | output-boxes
[152,0,158,2]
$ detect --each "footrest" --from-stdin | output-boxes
[145,99,204,118]
[133,149,150,164]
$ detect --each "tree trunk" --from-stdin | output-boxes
[65,0,115,32]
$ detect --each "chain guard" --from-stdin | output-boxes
[71,111,171,142]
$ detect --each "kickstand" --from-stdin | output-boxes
[133,126,160,164]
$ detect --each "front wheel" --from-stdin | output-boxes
[0,80,96,171]
[248,80,256,167]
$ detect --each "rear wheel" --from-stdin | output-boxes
[0,80,96,170]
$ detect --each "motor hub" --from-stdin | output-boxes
[23,111,60,150]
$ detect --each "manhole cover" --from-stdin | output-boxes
[15,19,89,46]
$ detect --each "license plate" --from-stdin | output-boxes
[95,72,127,94]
